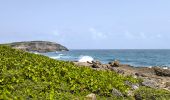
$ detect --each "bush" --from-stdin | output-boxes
[0,46,140,99]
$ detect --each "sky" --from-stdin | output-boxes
[0,0,170,49]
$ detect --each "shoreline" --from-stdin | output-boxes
[73,60,170,91]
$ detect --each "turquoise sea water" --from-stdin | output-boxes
[42,49,170,67]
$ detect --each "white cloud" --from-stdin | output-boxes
[139,32,146,39]
[124,31,150,39]
[155,34,162,38]
[124,31,135,39]
[124,31,163,40]
[89,28,107,40]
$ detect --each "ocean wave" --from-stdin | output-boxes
[78,56,94,63]
[163,67,168,69]
[34,52,40,54]
[50,54,63,59]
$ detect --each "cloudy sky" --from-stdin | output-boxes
[0,0,170,49]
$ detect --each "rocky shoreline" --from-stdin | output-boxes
[73,60,170,91]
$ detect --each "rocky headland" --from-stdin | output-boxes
[1,41,69,53]
[73,60,170,92]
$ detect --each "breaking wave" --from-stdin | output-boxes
[78,56,94,63]
[50,54,63,59]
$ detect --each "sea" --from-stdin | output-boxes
[41,49,170,67]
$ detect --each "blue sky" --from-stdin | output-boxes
[0,0,170,49]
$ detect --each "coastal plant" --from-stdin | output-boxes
[0,45,169,99]
[134,87,170,100]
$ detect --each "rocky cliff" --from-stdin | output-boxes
[2,41,69,53]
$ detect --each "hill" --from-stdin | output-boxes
[1,41,68,53]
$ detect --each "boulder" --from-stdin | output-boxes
[125,81,139,90]
[112,88,123,97]
[142,79,159,88]
[153,67,170,77]
[92,60,102,65]
[109,60,120,67]
[92,61,102,68]
[117,69,125,74]
[165,82,170,88]
[85,93,96,100]
[134,94,143,100]
[87,61,92,64]
[109,67,125,74]
[135,72,147,77]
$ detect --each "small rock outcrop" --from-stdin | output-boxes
[153,67,170,77]
[91,61,113,70]
[141,79,159,89]
[125,81,139,90]
[112,88,123,97]
[2,41,69,53]
[92,61,102,68]
[109,60,120,67]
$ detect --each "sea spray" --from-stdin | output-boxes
[50,54,63,59]
[78,56,94,63]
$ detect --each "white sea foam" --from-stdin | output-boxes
[33,52,40,55]
[55,51,59,53]
[50,56,60,59]
[50,54,63,59]
[58,54,64,56]
[163,67,168,69]
[78,56,94,63]
[148,66,152,68]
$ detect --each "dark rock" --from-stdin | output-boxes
[112,88,123,97]
[125,81,139,90]
[2,41,69,53]
[135,72,147,77]
[87,61,92,64]
[142,79,158,88]
[109,60,120,67]
[92,61,102,68]
[165,82,170,88]
[92,60,101,65]
[110,67,118,72]
[106,64,112,69]
[117,69,125,74]
[134,94,143,100]
[110,67,125,74]
[101,64,108,69]
[153,67,170,77]
[92,64,100,68]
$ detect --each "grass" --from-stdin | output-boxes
[134,87,170,100]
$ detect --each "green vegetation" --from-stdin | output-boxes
[0,45,170,99]
[134,87,170,100]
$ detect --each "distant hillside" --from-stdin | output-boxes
[1,41,69,53]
